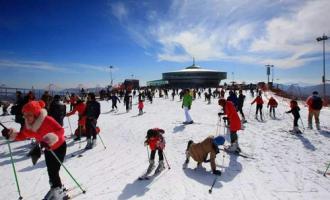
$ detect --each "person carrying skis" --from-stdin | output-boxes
[138,99,144,115]
[84,93,101,149]
[143,128,166,177]
[184,135,225,175]
[48,95,66,126]
[306,91,323,130]
[218,98,242,153]
[237,90,246,123]
[286,100,302,134]
[267,96,278,118]
[1,100,68,200]
[251,93,264,120]
[182,89,193,124]
[66,98,86,141]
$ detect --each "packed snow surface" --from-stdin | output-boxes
[1,91,330,200]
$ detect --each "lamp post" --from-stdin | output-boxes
[109,66,113,86]
[265,64,274,85]
[316,34,328,101]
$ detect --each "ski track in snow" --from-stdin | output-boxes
[1,91,330,200]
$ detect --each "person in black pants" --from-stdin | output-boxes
[237,90,246,122]
[109,93,120,110]
[85,93,101,149]
[286,100,302,134]
[48,95,66,126]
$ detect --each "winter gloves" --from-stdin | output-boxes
[218,112,225,117]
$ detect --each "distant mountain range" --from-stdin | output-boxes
[275,83,330,98]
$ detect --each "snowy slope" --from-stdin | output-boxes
[1,91,330,200]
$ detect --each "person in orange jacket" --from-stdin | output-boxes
[66,98,86,141]
[251,94,264,120]
[2,100,68,199]
[267,97,278,118]
[218,98,241,153]
[143,128,166,177]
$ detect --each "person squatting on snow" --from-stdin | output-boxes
[182,89,193,124]
[48,95,66,126]
[109,93,120,110]
[138,99,144,115]
[306,91,323,130]
[286,100,302,134]
[237,90,246,122]
[0,100,10,116]
[1,100,68,200]
[267,96,278,118]
[85,93,101,149]
[66,98,86,141]
[184,135,225,175]
[218,98,242,153]
[251,94,264,120]
[144,128,166,175]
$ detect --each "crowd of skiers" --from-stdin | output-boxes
[0,86,325,199]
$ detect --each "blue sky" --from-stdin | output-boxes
[0,0,329,89]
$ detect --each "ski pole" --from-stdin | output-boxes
[299,118,305,130]
[0,123,23,200]
[323,162,330,177]
[209,176,217,194]
[163,151,171,169]
[67,117,73,136]
[146,146,150,160]
[78,126,82,149]
[97,133,107,149]
[49,150,86,194]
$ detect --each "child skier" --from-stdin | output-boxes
[184,135,225,175]
[286,100,302,134]
[138,99,144,115]
[267,96,278,118]
[66,98,86,141]
[142,128,166,178]
[1,100,68,200]
[251,94,264,121]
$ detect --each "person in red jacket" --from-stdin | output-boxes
[1,100,68,200]
[138,99,144,115]
[143,128,166,177]
[267,96,278,118]
[218,98,241,153]
[251,94,264,121]
[66,99,86,141]
[306,91,323,130]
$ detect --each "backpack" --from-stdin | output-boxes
[311,97,323,110]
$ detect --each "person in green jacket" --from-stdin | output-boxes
[182,89,193,124]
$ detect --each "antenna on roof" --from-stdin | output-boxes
[193,57,195,66]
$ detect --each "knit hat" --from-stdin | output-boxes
[22,100,45,116]
[213,136,225,146]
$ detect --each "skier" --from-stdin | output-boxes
[84,93,101,149]
[123,92,131,112]
[267,96,278,118]
[237,90,246,123]
[184,135,225,175]
[0,100,10,116]
[109,92,120,111]
[251,94,264,120]
[182,89,193,124]
[66,98,86,141]
[143,128,166,177]
[286,100,302,134]
[306,91,323,130]
[48,95,66,126]
[138,99,144,115]
[218,98,242,153]
[11,91,27,130]
[1,100,68,200]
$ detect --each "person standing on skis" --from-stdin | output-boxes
[182,89,193,124]
[109,92,120,111]
[251,93,264,120]
[184,135,225,175]
[143,128,166,177]
[85,93,101,149]
[1,100,68,200]
[286,100,302,134]
[237,90,246,123]
[218,98,242,153]
[267,96,278,118]
[66,98,86,141]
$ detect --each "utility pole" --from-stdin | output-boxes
[316,34,328,101]
[109,66,113,86]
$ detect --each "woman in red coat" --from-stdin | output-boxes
[2,100,68,199]
[251,95,264,120]
[66,99,86,141]
[218,98,241,153]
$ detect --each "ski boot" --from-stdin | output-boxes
[316,123,321,130]
[92,138,97,147]
[85,139,93,150]
[52,186,69,200]
[227,142,240,153]
[155,160,165,174]
[145,160,155,176]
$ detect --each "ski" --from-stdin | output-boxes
[222,149,255,159]
[138,171,162,181]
